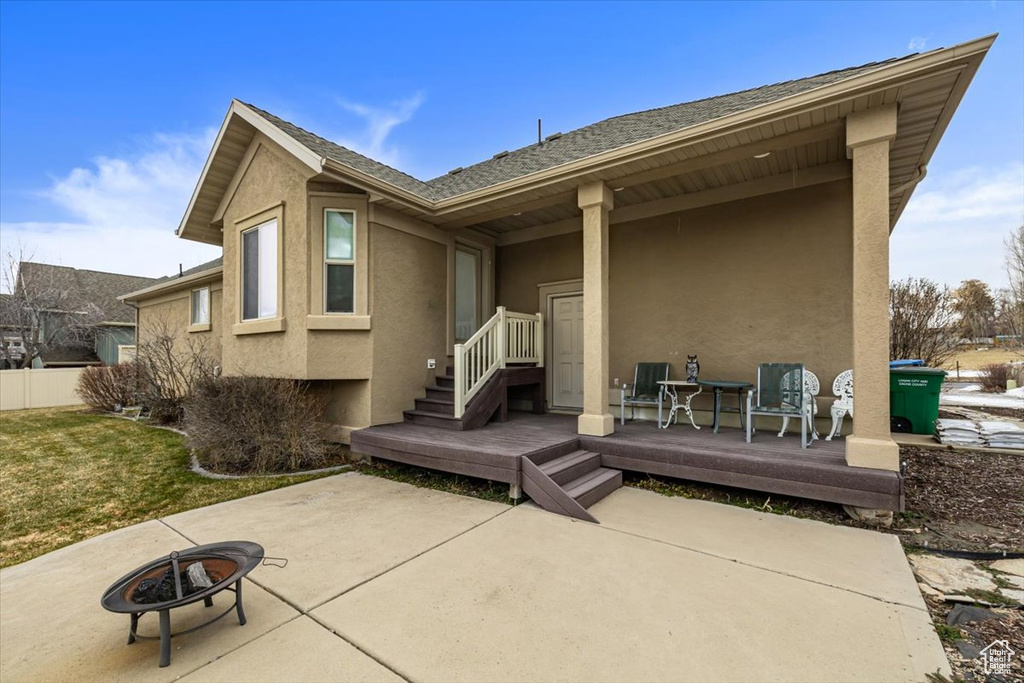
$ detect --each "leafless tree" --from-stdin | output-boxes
[1,247,104,368]
[890,277,958,367]
[1003,224,1024,353]
[135,316,215,423]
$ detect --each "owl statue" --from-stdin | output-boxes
[685,355,700,383]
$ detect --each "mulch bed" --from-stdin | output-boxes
[899,446,1024,553]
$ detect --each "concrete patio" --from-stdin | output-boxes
[0,472,949,682]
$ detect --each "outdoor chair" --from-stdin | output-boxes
[826,369,854,440]
[778,369,821,440]
[620,362,670,425]
[746,363,812,448]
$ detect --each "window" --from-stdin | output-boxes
[324,209,355,313]
[241,219,278,321]
[191,287,210,325]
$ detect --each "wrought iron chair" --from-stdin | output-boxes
[826,369,854,440]
[746,363,812,448]
[778,369,821,440]
[620,362,670,425]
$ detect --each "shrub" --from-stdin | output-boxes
[978,363,1020,392]
[184,375,331,474]
[135,320,214,424]
[76,363,142,412]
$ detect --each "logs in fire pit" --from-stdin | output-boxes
[101,541,264,667]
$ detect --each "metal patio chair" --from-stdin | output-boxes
[620,362,670,425]
[778,368,821,440]
[746,363,812,448]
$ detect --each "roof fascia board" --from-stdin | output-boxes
[176,105,235,238]
[119,267,224,302]
[429,34,995,216]
[320,160,435,215]
[231,101,323,172]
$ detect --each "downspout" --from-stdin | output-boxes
[890,164,928,196]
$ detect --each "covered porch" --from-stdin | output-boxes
[351,412,902,513]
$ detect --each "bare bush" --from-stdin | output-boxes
[75,362,143,412]
[184,375,331,474]
[978,363,1019,392]
[890,278,958,367]
[135,318,214,424]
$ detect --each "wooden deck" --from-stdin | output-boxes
[351,412,903,511]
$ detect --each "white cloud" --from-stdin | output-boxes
[330,93,424,168]
[0,131,222,285]
[891,163,1024,289]
[908,36,929,51]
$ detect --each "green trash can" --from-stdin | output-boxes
[889,367,947,435]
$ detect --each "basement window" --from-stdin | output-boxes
[324,209,355,313]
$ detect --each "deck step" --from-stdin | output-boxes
[564,467,622,509]
[540,450,601,485]
[403,409,464,430]
[414,397,454,415]
[425,386,454,400]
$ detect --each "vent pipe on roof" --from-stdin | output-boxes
[537,119,542,145]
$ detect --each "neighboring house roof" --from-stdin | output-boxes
[18,262,159,324]
[242,55,914,203]
[120,256,224,302]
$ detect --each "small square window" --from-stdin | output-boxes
[191,287,210,325]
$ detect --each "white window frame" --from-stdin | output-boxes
[323,208,356,315]
[241,219,279,321]
[190,286,211,325]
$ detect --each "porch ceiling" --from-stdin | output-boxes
[433,61,980,241]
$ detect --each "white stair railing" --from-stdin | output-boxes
[454,307,544,419]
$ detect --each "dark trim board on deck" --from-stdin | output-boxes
[350,413,903,511]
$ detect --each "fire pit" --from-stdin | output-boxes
[101,541,264,667]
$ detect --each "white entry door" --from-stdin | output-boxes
[551,294,584,410]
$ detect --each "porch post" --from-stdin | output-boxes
[577,181,615,436]
[845,105,899,471]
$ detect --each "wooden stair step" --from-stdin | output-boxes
[403,409,464,431]
[540,450,601,485]
[414,397,454,415]
[434,374,454,389]
[564,467,622,509]
[425,386,454,400]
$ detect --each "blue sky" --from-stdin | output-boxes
[1,1,1022,289]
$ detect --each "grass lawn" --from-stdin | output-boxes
[942,347,1023,371]
[0,408,336,569]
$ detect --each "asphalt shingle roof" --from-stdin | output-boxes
[18,262,160,324]
[243,53,914,202]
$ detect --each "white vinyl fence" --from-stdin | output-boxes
[0,367,84,411]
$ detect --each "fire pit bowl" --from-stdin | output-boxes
[101,541,263,667]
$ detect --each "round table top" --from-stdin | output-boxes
[697,379,753,389]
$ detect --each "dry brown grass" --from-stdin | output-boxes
[941,347,1023,371]
[0,408,334,568]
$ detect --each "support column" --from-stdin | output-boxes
[577,182,614,436]
[845,105,899,471]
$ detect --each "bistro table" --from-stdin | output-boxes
[697,379,753,434]
[656,380,702,430]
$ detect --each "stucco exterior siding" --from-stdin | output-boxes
[220,143,313,378]
[497,180,854,415]
[368,223,449,425]
[136,284,224,365]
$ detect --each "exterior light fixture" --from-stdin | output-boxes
[612,186,625,191]
[754,152,771,159]
[513,212,523,216]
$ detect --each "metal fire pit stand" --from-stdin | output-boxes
[101,541,264,668]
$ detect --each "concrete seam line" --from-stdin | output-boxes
[302,504,516,613]
[594,522,929,613]
[305,611,418,683]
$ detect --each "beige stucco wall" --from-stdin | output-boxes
[136,282,224,365]
[368,223,449,425]
[220,143,313,378]
[497,180,854,419]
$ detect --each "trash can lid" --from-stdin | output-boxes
[889,359,925,368]
[889,366,947,376]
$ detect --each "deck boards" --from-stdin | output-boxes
[350,412,902,510]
